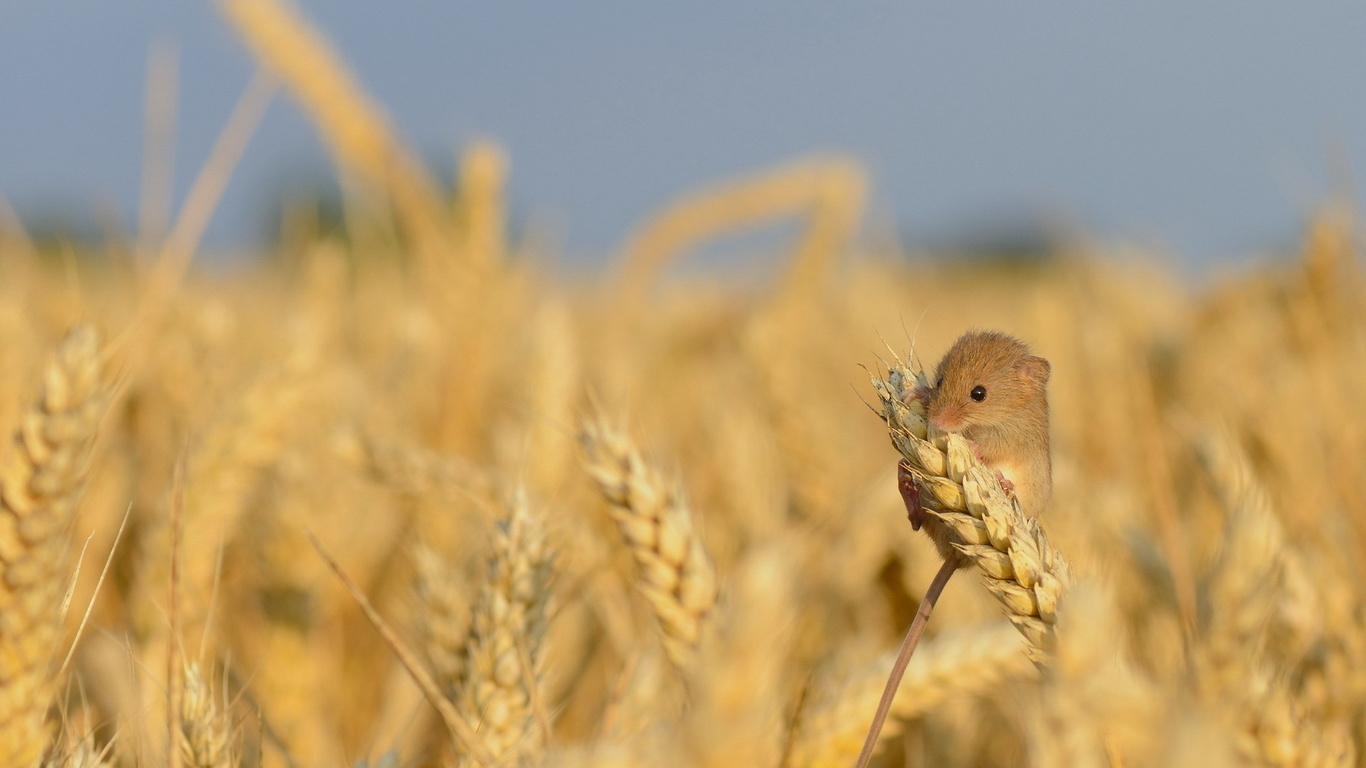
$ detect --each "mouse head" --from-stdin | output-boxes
[927,331,1050,433]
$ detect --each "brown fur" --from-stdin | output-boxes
[928,330,1053,519]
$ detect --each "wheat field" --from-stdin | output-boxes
[4,1,1366,766]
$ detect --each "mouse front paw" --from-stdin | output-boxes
[898,459,925,531]
[994,470,1015,498]
[899,384,933,406]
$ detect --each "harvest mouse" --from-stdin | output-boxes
[898,330,1052,564]
[857,331,1053,767]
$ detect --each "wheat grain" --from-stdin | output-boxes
[685,545,794,768]
[360,432,492,502]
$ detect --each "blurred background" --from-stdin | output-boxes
[4,1,1366,265]
[1,3,1365,767]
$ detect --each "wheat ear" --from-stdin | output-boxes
[413,544,469,699]
[179,662,237,768]
[455,489,554,765]
[579,416,718,674]
[39,741,112,768]
[0,326,107,767]
[870,359,1071,661]
[1192,432,1356,768]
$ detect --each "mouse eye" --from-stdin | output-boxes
[970,385,987,402]
[935,376,944,389]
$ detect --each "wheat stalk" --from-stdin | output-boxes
[455,489,554,765]
[579,415,718,674]
[790,624,1035,768]
[869,357,1071,662]
[0,325,107,767]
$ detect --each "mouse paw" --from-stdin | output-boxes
[898,459,926,531]
[899,385,933,406]
[994,470,1015,498]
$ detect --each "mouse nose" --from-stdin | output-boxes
[930,409,962,432]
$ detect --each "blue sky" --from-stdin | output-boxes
[1,1,1363,265]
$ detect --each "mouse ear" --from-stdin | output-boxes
[1017,355,1051,385]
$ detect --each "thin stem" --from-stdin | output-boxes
[854,557,958,768]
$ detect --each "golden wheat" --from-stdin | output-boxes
[39,741,111,768]
[870,359,1072,662]
[454,490,554,765]
[220,0,450,251]
[579,415,718,674]
[1027,582,1170,768]
[413,543,469,698]
[179,662,238,768]
[7,3,1366,764]
[0,326,106,767]
[791,623,1034,768]
[1192,432,1356,768]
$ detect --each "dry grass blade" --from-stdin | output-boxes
[307,532,495,768]
[869,358,1072,661]
[0,325,108,767]
[578,414,718,674]
[57,503,131,677]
